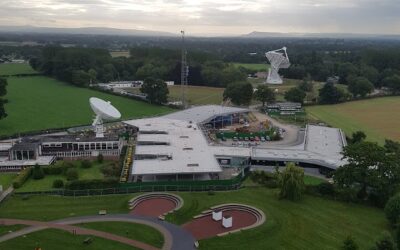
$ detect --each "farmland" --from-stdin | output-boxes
[0,63,38,76]
[110,50,130,58]
[232,63,269,71]
[0,64,173,136]
[306,96,400,144]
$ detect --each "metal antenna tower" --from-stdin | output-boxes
[180,30,188,108]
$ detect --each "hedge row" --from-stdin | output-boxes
[65,178,119,190]
[12,168,32,188]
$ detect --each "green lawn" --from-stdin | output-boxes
[0,174,17,189]
[17,161,110,192]
[0,229,140,250]
[79,221,164,248]
[306,96,400,144]
[0,194,131,221]
[168,85,224,105]
[0,188,387,250]
[232,63,269,71]
[166,189,387,250]
[0,225,26,236]
[0,63,38,76]
[0,76,173,136]
[304,175,327,185]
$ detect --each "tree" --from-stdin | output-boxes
[341,236,358,250]
[254,85,275,106]
[71,70,91,87]
[338,63,358,85]
[284,87,306,104]
[382,75,400,94]
[384,194,400,226]
[374,231,395,250]
[88,68,97,84]
[299,77,313,92]
[32,164,45,180]
[319,82,346,104]
[223,82,253,106]
[351,131,366,144]
[140,77,169,104]
[348,77,374,98]
[360,64,379,86]
[0,78,7,120]
[97,153,104,163]
[278,163,305,201]
[66,168,79,181]
[334,142,400,205]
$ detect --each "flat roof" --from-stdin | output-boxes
[126,117,222,175]
[163,105,248,123]
[0,156,55,167]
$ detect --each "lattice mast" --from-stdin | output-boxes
[180,30,189,108]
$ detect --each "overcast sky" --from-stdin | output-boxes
[0,0,399,35]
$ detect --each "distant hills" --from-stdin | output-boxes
[243,31,400,40]
[0,25,177,37]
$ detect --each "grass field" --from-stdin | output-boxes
[16,161,109,192]
[0,225,26,236]
[0,63,38,75]
[0,188,387,250]
[79,221,164,248]
[110,51,130,58]
[306,96,400,144]
[0,76,173,136]
[232,63,269,71]
[0,174,17,189]
[0,229,140,250]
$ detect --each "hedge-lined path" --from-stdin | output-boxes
[0,214,196,250]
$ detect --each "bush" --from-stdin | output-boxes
[265,179,279,189]
[66,168,79,181]
[43,165,65,175]
[81,160,92,169]
[317,182,336,196]
[384,194,400,226]
[97,154,104,163]
[12,168,32,188]
[32,164,44,180]
[374,231,395,250]
[65,178,119,190]
[336,188,358,203]
[341,235,358,250]
[52,179,64,188]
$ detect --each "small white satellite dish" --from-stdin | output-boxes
[89,97,121,138]
[265,47,290,84]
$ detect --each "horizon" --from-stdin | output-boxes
[0,0,399,36]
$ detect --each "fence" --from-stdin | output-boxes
[14,174,245,197]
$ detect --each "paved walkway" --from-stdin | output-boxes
[0,187,13,204]
[0,214,196,250]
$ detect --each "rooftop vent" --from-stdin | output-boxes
[187,163,199,167]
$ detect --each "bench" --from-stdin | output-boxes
[83,237,93,244]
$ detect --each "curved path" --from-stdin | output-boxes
[0,214,196,250]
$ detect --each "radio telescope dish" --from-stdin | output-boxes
[89,97,121,138]
[265,47,290,84]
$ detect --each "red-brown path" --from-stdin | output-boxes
[130,198,176,217]
[183,210,257,240]
[0,218,159,250]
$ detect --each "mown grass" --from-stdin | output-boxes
[0,63,38,76]
[306,96,400,144]
[0,76,173,136]
[79,221,164,248]
[0,174,17,189]
[166,188,387,250]
[0,229,140,250]
[0,225,26,236]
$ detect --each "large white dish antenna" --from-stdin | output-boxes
[89,97,121,137]
[265,47,290,84]
[90,97,121,120]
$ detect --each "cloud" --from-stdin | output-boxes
[0,0,399,34]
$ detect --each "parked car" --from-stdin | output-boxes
[233,137,238,141]
[260,136,266,142]
[244,137,249,141]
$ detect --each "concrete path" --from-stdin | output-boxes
[0,187,13,204]
[0,214,196,250]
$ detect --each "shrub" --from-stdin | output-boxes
[65,178,118,190]
[97,154,104,163]
[12,168,32,188]
[336,188,358,203]
[374,231,395,250]
[265,179,279,189]
[81,160,92,169]
[101,162,121,178]
[52,179,64,188]
[279,163,305,201]
[341,235,358,250]
[32,164,44,180]
[384,194,400,226]
[66,168,79,181]
[317,182,336,196]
